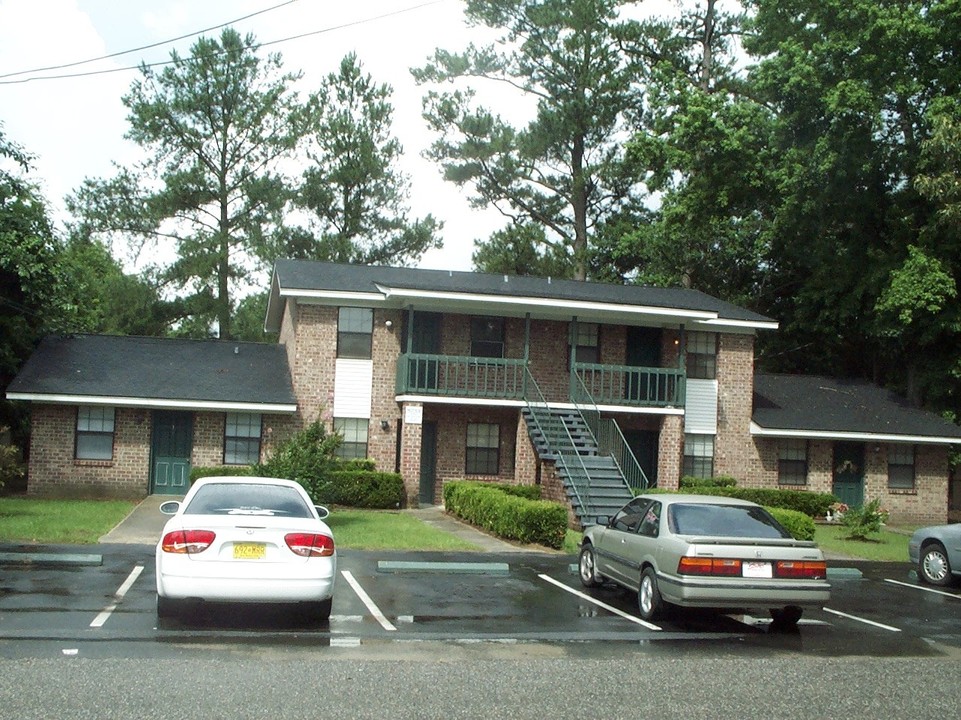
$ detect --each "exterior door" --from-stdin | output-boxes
[624,429,658,488]
[625,327,661,401]
[832,442,865,508]
[418,421,438,505]
[150,410,193,495]
[405,312,442,391]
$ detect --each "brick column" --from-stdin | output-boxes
[658,415,683,489]
[399,402,423,507]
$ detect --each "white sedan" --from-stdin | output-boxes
[155,476,336,623]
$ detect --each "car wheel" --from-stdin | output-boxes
[156,595,179,619]
[769,605,803,631]
[303,598,333,625]
[919,543,953,586]
[637,567,667,622]
[578,544,603,588]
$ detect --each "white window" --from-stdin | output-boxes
[888,445,915,489]
[76,406,115,460]
[572,322,600,363]
[338,307,373,359]
[778,439,808,486]
[224,413,262,465]
[466,422,500,475]
[683,434,714,479]
[686,331,717,380]
[334,418,369,459]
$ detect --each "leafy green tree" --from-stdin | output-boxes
[231,291,270,342]
[69,28,304,340]
[289,53,441,266]
[414,0,647,280]
[472,222,572,277]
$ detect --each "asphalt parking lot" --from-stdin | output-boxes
[2,540,960,660]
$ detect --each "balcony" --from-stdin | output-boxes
[396,353,685,408]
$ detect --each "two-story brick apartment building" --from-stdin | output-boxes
[9,260,961,525]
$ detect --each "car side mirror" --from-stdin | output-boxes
[159,501,181,515]
[314,505,330,520]
[596,515,611,527]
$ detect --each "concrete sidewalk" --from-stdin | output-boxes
[99,495,547,553]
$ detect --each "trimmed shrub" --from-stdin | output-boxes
[190,465,254,482]
[680,475,738,488]
[309,470,405,509]
[444,481,567,549]
[768,507,816,541]
[337,458,377,472]
[495,484,542,501]
[657,484,836,518]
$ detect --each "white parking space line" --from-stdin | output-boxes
[341,570,397,631]
[537,574,661,630]
[822,607,901,632]
[884,578,961,599]
[90,564,144,628]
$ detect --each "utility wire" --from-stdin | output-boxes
[0,0,300,80]
[0,0,446,86]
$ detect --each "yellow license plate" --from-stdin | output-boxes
[233,542,266,560]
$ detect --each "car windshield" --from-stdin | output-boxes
[184,483,313,518]
[669,503,791,539]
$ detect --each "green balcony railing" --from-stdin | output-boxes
[397,353,527,399]
[573,362,685,408]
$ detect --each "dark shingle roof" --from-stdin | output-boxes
[271,259,775,325]
[752,374,961,441]
[7,334,297,411]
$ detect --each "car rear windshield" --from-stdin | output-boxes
[669,503,791,539]
[184,483,313,518]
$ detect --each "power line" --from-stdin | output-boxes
[0,0,300,80]
[0,1,447,86]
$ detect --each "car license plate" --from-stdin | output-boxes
[743,561,772,578]
[233,542,266,560]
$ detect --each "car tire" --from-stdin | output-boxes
[769,605,803,631]
[303,598,333,625]
[637,567,667,622]
[578,544,603,588]
[918,543,954,586]
[156,595,179,619]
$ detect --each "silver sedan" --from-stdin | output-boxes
[579,493,830,628]
[909,522,961,587]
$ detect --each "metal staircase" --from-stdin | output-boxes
[521,405,634,527]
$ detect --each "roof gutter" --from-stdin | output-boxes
[750,421,961,445]
[6,392,297,414]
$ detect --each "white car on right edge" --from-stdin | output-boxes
[579,493,831,629]
[909,522,961,587]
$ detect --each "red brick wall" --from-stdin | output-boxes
[27,405,150,497]
[714,333,764,484]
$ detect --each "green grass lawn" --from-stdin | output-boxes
[813,523,912,562]
[326,509,480,551]
[0,497,138,545]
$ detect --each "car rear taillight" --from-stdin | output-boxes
[775,560,827,579]
[677,557,743,576]
[161,529,216,554]
[285,533,335,557]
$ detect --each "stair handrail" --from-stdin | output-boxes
[570,371,651,492]
[522,368,593,519]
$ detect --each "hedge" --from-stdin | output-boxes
[652,481,836,519]
[444,481,567,549]
[767,507,816,541]
[306,470,405,509]
[190,466,254,482]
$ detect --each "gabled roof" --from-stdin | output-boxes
[752,373,961,445]
[265,259,777,333]
[6,334,297,413]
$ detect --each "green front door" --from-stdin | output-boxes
[832,442,865,508]
[150,410,193,495]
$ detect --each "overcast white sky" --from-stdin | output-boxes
[0,0,513,272]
